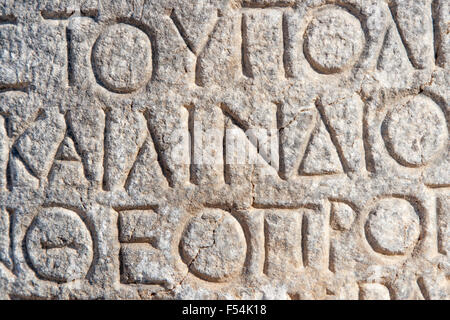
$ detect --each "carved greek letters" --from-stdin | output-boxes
[0,1,448,299]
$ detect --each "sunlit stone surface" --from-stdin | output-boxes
[0,0,448,300]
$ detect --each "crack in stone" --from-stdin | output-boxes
[278,107,312,131]
[157,215,224,298]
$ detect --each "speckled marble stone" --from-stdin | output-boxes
[0,0,448,300]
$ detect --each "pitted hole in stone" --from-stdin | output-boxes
[384,95,447,167]
[365,198,420,256]
[303,7,365,74]
[92,23,152,94]
[25,208,93,283]
[179,209,247,282]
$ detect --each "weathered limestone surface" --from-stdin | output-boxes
[0,0,448,300]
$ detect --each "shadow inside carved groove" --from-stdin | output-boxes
[0,14,17,24]
[0,0,448,300]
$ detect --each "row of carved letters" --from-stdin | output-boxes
[0,3,446,93]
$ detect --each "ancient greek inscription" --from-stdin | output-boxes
[0,0,448,300]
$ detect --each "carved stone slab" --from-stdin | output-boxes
[0,0,448,300]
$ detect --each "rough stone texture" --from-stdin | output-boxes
[0,0,448,300]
